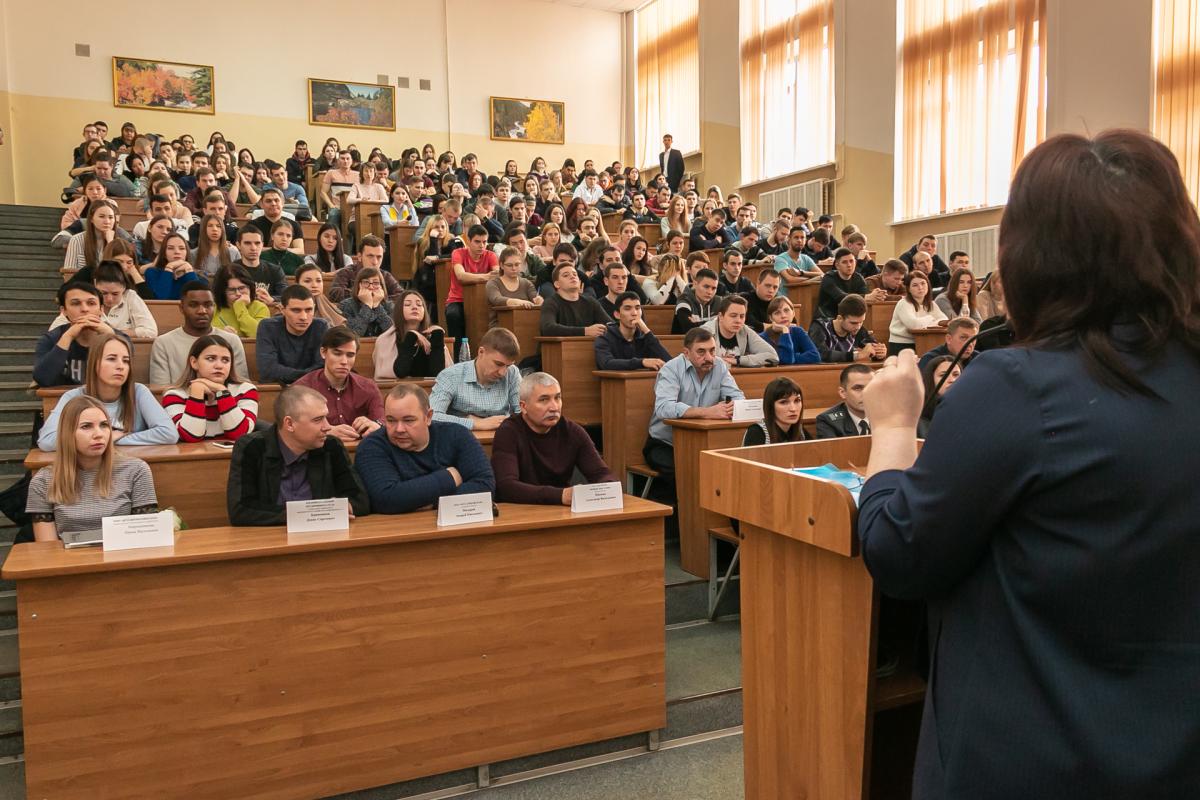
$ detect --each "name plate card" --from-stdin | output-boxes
[571,481,625,513]
[102,510,175,552]
[732,398,765,422]
[437,492,494,527]
[287,498,350,534]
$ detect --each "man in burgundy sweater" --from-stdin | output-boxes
[490,373,616,505]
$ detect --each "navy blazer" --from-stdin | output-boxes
[858,341,1200,799]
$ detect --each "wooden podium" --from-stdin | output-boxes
[700,438,924,800]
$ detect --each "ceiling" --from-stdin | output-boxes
[526,0,646,12]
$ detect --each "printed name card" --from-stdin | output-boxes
[571,482,625,513]
[732,398,765,422]
[437,492,494,527]
[102,510,175,552]
[287,498,350,534]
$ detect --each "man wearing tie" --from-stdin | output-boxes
[815,364,874,437]
[659,133,685,194]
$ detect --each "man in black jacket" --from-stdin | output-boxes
[227,385,370,525]
[594,293,671,371]
[659,134,685,193]
[814,364,875,438]
[740,269,782,332]
[900,234,951,289]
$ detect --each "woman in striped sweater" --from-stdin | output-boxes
[161,335,258,442]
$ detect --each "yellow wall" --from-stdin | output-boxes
[0,0,624,206]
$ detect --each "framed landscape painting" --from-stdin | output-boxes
[490,97,565,145]
[308,79,396,131]
[112,57,214,114]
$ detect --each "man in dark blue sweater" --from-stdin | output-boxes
[355,383,495,514]
[256,285,329,384]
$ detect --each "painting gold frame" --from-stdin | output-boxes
[489,96,566,145]
[111,56,215,115]
[307,78,397,132]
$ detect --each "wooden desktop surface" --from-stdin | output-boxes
[5,500,670,799]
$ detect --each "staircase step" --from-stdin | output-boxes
[0,352,36,368]
[0,426,34,453]
[0,340,39,351]
[0,386,34,404]
[0,631,17,679]
[0,454,28,477]
[0,402,38,423]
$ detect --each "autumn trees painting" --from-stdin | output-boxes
[490,97,565,145]
[112,58,214,114]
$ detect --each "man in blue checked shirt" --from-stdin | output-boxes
[428,328,522,431]
[643,327,744,496]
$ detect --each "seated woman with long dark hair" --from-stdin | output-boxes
[743,377,808,446]
[373,290,450,380]
[27,395,159,542]
[161,334,259,442]
[916,353,962,438]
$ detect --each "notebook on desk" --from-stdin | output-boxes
[60,529,103,549]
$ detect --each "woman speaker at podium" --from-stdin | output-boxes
[856,129,1200,799]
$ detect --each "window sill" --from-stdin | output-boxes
[738,162,837,192]
[889,205,1005,227]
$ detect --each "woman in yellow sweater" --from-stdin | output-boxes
[212,265,271,337]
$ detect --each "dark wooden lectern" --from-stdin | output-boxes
[700,437,925,799]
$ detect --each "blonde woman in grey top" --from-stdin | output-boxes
[26,395,158,542]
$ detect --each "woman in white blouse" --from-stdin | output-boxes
[887,270,947,354]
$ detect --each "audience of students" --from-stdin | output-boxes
[27,395,158,542]
[293,263,348,327]
[39,333,177,450]
[742,377,808,446]
[899,234,950,289]
[817,248,886,319]
[255,285,329,384]
[49,261,157,339]
[161,335,258,442]
[814,364,874,438]
[354,383,496,514]
[594,292,671,371]
[294,326,384,443]
[540,262,611,338]
[887,271,948,354]
[227,385,370,526]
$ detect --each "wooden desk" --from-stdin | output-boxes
[867,299,898,345]
[601,212,622,236]
[638,223,662,248]
[24,427,493,529]
[433,256,452,329]
[494,307,541,356]
[642,305,675,335]
[4,500,669,800]
[914,327,945,355]
[783,277,821,329]
[146,300,182,332]
[541,336,685,427]
[461,282,491,355]
[387,226,417,281]
[300,219,322,255]
[693,247,725,267]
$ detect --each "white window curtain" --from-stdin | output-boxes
[739,0,835,184]
[895,0,1047,220]
[1154,0,1200,203]
[635,0,700,169]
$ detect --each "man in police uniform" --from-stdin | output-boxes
[815,364,874,438]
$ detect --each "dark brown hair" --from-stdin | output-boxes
[1000,130,1200,393]
[762,377,805,443]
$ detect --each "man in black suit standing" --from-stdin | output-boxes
[659,133,685,194]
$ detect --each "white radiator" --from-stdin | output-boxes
[758,179,826,219]
[935,225,998,277]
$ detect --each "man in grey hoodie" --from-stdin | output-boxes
[700,294,779,368]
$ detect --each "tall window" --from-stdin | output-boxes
[739,0,835,184]
[635,0,700,170]
[1154,0,1200,202]
[895,0,1047,221]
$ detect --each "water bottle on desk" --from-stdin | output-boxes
[458,337,471,363]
